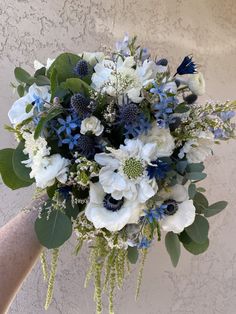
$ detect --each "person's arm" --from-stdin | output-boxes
[0,197,45,314]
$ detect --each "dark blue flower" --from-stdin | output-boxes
[138,237,151,249]
[57,115,78,135]
[77,135,97,159]
[147,159,171,180]
[175,55,197,76]
[123,114,151,138]
[57,186,72,200]
[62,133,80,150]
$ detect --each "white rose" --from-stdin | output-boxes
[140,123,175,157]
[32,154,70,189]
[187,72,205,96]
[80,116,104,136]
[179,131,214,163]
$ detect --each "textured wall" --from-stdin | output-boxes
[0,0,236,313]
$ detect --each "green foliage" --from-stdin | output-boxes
[17,84,25,97]
[47,53,81,83]
[176,160,188,174]
[46,183,57,199]
[186,162,204,173]
[127,246,139,264]
[12,141,34,183]
[0,148,33,190]
[204,201,228,217]
[14,66,50,86]
[35,210,72,249]
[179,231,209,255]
[185,172,207,181]
[50,67,58,101]
[188,183,196,199]
[165,232,181,267]
[61,77,91,96]
[14,67,32,84]
[185,214,209,244]
[174,102,190,113]
[34,107,63,139]
[193,191,209,214]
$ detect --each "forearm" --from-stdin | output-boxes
[0,198,44,314]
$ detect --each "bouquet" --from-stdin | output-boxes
[1,34,235,314]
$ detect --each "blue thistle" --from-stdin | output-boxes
[70,93,90,118]
[175,55,197,76]
[147,159,171,180]
[77,135,97,159]
[74,60,89,77]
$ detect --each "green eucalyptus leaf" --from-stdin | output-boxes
[204,201,228,218]
[17,85,25,97]
[25,103,33,113]
[35,75,50,86]
[0,148,32,190]
[188,183,196,199]
[165,232,181,267]
[35,210,72,249]
[12,142,34,183]
[186,162,204,173]
[47,53,81,83]
[185,172,207,181]
[193,192,209,208]
[176,160,188,174]
[14,67,31,83]
[50,67,58,101]
[34,67,46,77]
[127,246,139,264]
[179,231,209,255]
[185,215,209,244]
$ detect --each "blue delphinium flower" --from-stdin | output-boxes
[62,134,80,150]
[213,128,226,139]
[150,82,167,103]
[147,159,171,180]
[138,237,151,249]
[57,115,79,135]
[144,205,166,224]
[124,114,151,138]
[175,55,197,76]
[32,93,44,112]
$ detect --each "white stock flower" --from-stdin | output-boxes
[81,52,105,66]
[80,116,104,136]
[158,184,196,233]
[187,72,205,96]
[140,123,175,157]
[8,83,50,125]
[178,131,214,163]
[91,56,158,103]
[33,58,55,71]
[85,182,144,232]
[95,138,159,203]
[22,132,69,188]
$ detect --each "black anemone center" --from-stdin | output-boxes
[103,194,124,212]
[163,199,178,216]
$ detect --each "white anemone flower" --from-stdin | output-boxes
[85,183,144,232]
[95,138,159,203]
[158,184,196,233]
[91,56,158,103]
[8,83,50,125]
[140,122,175,157]
[178,131,214,163]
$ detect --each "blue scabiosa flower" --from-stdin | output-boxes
[147,159,171,180]
[175,55,197,76]
[138,237,151,249]
[57,115,78,135]
[62,134,80,150]
[74,60,89,77]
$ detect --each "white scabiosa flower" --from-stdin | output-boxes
[158,184,196,233]
[140,122,175,157]
[85,183,144,232]
[8,83,51,125]
[95,138,159,203]
[187,72,205,96]
[80,116,104,136]
[178,131,214,163]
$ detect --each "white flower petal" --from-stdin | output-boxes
[160,200,196,233]
[8,94,33,125]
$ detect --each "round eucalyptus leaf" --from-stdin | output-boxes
[185,215,209,244]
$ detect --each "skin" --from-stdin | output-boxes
[0,196,46,314]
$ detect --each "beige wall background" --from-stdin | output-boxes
[0,0,236,313]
